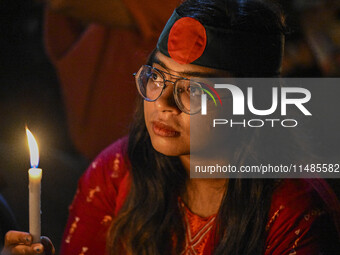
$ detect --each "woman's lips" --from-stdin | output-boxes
[152,121,180,137]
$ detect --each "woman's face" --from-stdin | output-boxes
[144,51,226,156]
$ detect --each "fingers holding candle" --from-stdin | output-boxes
[3,231,32,246]
[0,130,46,255]
[40,236,55,255]
[7,244,43,255]
[1,231,44,255]
[1,231,55,255]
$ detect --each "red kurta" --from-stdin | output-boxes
[60,137,340,255]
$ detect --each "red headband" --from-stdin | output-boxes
[157,10,285,75]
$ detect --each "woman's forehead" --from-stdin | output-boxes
[153,51,230,78]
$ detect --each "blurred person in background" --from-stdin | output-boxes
[300,0,340,77]
[44,0,181,160]
[280,0,340,77]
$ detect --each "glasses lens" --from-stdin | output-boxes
[135,65,164,101]
[175,80,203,114]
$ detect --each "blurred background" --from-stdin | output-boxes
[0,0,339,253]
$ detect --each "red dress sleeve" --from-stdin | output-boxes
[265,179,340,255]
[60,137,130,255]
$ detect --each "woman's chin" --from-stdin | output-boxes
[150,137,189,156]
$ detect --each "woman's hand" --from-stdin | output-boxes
[1,231,55,255]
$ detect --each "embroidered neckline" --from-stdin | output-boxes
[178,196,218,220]
[177,197,217,255]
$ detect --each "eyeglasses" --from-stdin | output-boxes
[133,65,204,114]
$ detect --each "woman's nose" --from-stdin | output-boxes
[154,82,181,114]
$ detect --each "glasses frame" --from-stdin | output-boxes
[133,65,203,115]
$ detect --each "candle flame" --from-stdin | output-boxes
[26,128,39,168]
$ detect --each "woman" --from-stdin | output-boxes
[2,0,340,254]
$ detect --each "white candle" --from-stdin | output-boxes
[26,128,41,243]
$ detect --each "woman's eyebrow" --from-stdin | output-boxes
[152,55,223,78]
[152,55,168,70]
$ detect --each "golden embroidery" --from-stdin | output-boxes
[289,249,296,255]
[78,247,88,255]
[111,153,121,178]
[290,208,324,251]
[91,161,98,169]
[101,215,113,225]
[304,208,324,222]
[86,186,101,202]
[69,188,80,210]
[310,208,325,217]
[266,205,285,231]
[304,213,310,221]
[292,237,301,249]
[180,214,216,255]
[65,217,80,243]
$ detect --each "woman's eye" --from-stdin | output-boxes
[177,87,184,93]
[188,86,201,96]
[150,72,159,81]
